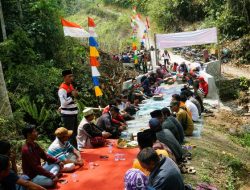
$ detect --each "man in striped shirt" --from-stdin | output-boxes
[48,127,83,172]
[58,69,78,148]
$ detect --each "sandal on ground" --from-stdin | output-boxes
[187,166,196,174]
[180,165,196,174]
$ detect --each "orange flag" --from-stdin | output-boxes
[88,17,96,27]
[90,57,100,67]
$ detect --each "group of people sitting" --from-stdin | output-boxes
[0,57,209,189]
[0,125,83,190]
[124,84,208,189]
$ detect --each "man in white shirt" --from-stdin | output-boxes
[180,94,199,122]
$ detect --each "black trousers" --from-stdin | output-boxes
[61,114,78,148]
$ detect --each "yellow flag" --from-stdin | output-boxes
[90,47,99,57]
[94,86,103,97]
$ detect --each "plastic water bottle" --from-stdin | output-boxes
[108,144,113,153]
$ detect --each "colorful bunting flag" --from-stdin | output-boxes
[88,17,102,97]
[89,37,99,47]
[146,17,150,29]
[92,76,100,86]
[90,57,100,67]
[91,66,100,76]
[88,17,96,27]
[94,86,103,96]
[90,47,100,57]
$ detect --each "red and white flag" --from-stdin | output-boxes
[61,18,90,38]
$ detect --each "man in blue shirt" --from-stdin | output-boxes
[137,147,184,190]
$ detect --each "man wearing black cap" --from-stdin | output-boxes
[58,69,78,148]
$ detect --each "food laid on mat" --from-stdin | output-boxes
[153,94,164,101]
[117,138,138,149]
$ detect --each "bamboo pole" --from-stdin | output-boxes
[154,33,158,66]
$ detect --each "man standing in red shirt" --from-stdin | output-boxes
[21,125,63,187]
[58,69,79,148]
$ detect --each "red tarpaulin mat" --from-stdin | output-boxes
[55,141,139,190]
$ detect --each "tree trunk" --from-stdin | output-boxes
[0,0,7,40]
[17,0,23,22]
[0,61,13,118]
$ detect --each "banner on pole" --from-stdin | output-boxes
[156,27,218,49]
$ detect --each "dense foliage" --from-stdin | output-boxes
[0,0,126,139]
[103,0,250,39]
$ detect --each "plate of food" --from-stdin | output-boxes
[117,139,138,149]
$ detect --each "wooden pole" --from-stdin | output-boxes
[154,33,158,66]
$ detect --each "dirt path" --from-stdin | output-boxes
[222,64,250,79]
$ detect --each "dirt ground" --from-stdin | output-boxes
[184,108,250,190]
[222,64,250,79]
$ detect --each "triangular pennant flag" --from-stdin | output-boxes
[89,37,99,47]
[91,66,100,76]
[94,86,103,97]
[88,17,96,27]
[61,18,90,38]
[90,56,100,67]
[146,16,150,29]
[90,47,99,57]
[92,76,100,86]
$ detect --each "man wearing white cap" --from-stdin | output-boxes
[77,108,111,149]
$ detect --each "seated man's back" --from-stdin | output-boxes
[168,116,185,144]
[149,157,184,190]
[156,129,183,162]
[162,118,181,143]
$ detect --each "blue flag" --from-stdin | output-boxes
[89,37,99,47]
[92,76,100,86]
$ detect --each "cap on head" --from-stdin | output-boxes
[55,127,73,138]
[110,106,120,113]
[149,118,161,129]
[150,110,162,118]
[82,108,94,117]
[62,69,73,77]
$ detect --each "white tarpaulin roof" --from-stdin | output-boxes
[156,27,217,49]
